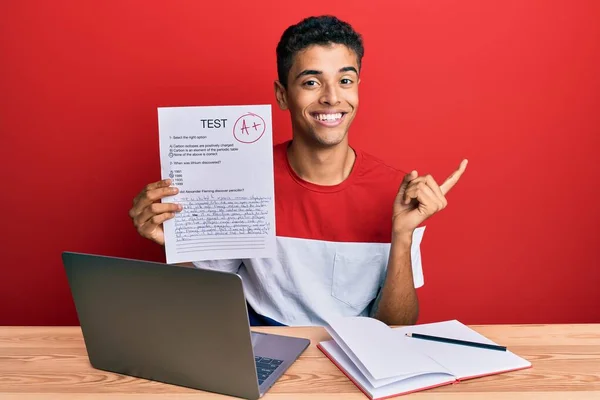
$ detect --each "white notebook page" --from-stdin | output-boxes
[326,316,451,380]
[393,320,532,379]
[319,340,455,399]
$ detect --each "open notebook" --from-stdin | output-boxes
[317,317,531,399]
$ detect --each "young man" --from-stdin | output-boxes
[129,16,467,326]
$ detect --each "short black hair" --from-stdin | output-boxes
[276,15,364,88]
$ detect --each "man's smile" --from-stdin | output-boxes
[310,111,348,127]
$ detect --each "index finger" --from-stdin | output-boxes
[145,179,172,192]
[440,159,468,195]
[132,178,173,209]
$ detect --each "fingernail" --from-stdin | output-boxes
[177,204,183,211]
[172,188,178,194]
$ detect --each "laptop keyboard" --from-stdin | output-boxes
[254,356,283,385]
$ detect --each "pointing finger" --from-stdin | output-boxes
[440,159,468,195]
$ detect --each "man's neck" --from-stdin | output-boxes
[287,138,356,186]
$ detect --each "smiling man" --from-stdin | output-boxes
[129,16,467,326]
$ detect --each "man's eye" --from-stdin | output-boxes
[303,80,318,86]
[341,78,353,85]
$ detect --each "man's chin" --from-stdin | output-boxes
[311,137,346,148]
[310,129,348,148]
[291,124,350,148]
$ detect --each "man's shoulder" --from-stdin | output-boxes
[272,140,290,162]
[273,141,290,151]
[354,146,406,180]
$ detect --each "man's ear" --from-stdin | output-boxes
[274,80,288,110]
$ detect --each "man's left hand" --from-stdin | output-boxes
[392,159,468,237]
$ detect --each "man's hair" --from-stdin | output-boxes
[276,15,364,88]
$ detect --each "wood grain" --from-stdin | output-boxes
[0,325,599,399]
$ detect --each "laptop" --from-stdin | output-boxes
[62,252,310,400]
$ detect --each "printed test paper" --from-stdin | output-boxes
[157,105,275,264]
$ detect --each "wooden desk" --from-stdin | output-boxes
[1,324,599,399]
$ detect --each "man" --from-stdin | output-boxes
[129,16,467,326]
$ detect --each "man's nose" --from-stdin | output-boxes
[319,84,340,106]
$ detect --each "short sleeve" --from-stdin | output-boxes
[411,226,425,288]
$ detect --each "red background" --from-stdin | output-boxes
[2,1,599,325]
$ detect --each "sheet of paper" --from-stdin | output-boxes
[319,340,455,399]
[157,105,275,264]
[325,316,450,381]
[393,320,531,379]
[324,324,429,388]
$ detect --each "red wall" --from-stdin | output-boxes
[2,1,599,326]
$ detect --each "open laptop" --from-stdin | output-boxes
[62,252,310,399]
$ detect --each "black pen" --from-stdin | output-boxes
[405,332,507,351]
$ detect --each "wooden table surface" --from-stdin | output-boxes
[1,324,599,399]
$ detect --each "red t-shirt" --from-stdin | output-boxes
[274,140,406,243]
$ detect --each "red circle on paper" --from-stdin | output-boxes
[233,113,266,144]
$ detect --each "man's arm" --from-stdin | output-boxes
[373,159,468,326]
[372,233,418,325]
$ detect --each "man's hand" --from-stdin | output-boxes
[392,160,468,236]
[129,179,182,246]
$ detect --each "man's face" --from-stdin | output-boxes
[276,44,360,147]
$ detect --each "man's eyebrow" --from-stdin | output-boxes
[294,66,359,81]
[295,69,322,80]
[339,66,359,74]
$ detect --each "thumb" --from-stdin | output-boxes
[397,170,418,200]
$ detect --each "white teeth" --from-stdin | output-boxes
[315,113,343,121]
